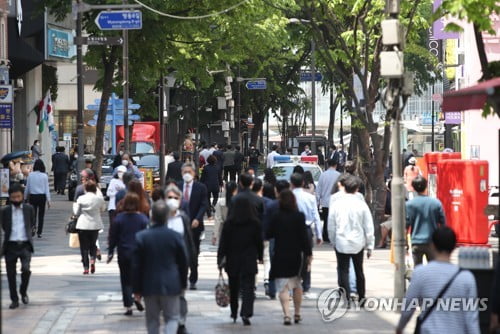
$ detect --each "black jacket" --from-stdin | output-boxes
[166,160,183,183]
[178,181,208,233]
[267,210,312,279]
[108,212,149,259]
[231,189,264,222]
[132,224,188,296]
[177,211,197,268]
[200,164,222,192]
[234,151,244,170]
[213,149,224,171]
[1,204,36,254]
[218,217,263,277]
[52,152,70,173]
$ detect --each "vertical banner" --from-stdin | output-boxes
[0,168,9,198]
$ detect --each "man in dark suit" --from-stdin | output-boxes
[231,173,264,221]
[1,183,36,309]
[52,146,71,194]
[178,163,208,290]
[132,201,188,334]
[166,152,183,183]
[234,146,245,182]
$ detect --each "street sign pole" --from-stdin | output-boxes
[76,0,85,177]
[122,0,130,152]
[311,38,316,154]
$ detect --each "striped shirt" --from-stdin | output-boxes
[397,261,480,334]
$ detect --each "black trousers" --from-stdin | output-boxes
[320,207,329,242]
[301,226,314,291]
[54,172,67,192]
[228,272,255,318]
[4,242,32,302]
[189,229,201,285]
[207,191,219,217]
[29,194,46,236]
[118,256,133,307]
[78,230,99,269]
[335,249,366,300]
[224,166,237,182]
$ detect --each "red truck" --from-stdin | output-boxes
[116,121,160,154]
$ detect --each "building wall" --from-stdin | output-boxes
[0,0,9,159]
[460,17,500,187]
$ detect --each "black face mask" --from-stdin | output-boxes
[10,201,22,207]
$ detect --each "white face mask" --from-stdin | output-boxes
[122,160,129,166]
[74,154,78,159]
[117,172,124,179]
[119,150,124,156]
[166,198,180,211]
[183,173,194,183]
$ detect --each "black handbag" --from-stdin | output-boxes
[65,216,78,234]
[414,269,463,334]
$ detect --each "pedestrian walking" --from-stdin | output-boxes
[247,144,261,175]
[178,163,208,290]
[114,171,135,207]
[165,152,183,183]
[223,145,237,182]
[267,189,312,325]
[231,172,264,221]
[266,145,280,168]
[213,144,225,184]
[404,157,421,199]
[290,173,322,293]
[73,181,106,275]
[406,175,446,265]
[30,140,42,160]
[117,179,150,217]
[303,171,316,195]
[200,155,222,218]
[164,185,196,334]
[212,181,238,245]
[316,159,340,243]
[132,201,188,334]
[107,193,148,316]
[1,183,36,309]
[106,165,126,224]
[51,146,70,194]
[328,175,374,304]
[113,152,142,180]
[333,144,347,173]
[217,196,263,326]
[74,168,101,201]
[396,227,480,334]
[24,159,51,238]
[263,168,277,186]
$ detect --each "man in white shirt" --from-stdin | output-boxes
[290,173,322,293]
[328,175,374,302]
[301,145,311,157]
[1,183,36,309]
[266,145,280,168]
[316,159,340,242]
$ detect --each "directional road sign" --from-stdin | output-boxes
[74,36,124,46]
[95,10,142,30]
[86,103,140,111]
[246,80,267,90]
[300,72,323,82]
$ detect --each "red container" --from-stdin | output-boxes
[424,152,462,197]
[437,160,489,245]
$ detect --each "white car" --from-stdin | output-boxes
[264,155,323,185]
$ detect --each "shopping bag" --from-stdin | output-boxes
[69,233,80,248]
[215,270,230,307]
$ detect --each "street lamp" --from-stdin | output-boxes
[289,18,317,154]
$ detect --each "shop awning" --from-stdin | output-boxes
[442,77,500,114]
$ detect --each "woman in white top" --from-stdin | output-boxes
[24,159,51,238]
[73,181,106,275]
[212,181,238,245]
[106,165,126,224]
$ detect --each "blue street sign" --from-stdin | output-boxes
[95,10,142,30]
[300,72,323,81]
[0,104,13,129]
[86,103,140,111]
[93,114,141,121]
[246,80,267,90]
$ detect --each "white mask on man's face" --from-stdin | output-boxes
[166,198,180,211]
[183,173,194,183]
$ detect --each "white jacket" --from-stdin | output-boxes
[106,178,125,211]
[73,192,106,230]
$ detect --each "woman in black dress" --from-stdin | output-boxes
[217,196,263,326]
[267,189,312,325]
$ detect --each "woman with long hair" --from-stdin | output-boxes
[303,171,316,195]
[24,159,51,238]
[107,192,148,315]
[263,168,277,186]
[217,197,263,326]
[212,181,238,245]
[117,179,150,216]
[74,181,106,274]
[267,189,312,325]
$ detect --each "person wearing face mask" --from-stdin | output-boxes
[164,185,196,334]
[106,166,127,224]
[114,153,142,180]
[112,144,126,169]
[178,163,208,290]
[1,183,36,309]
[30,140,42,160]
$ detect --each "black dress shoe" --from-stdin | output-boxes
[21,295,29,305]
[177,325,188,334]
[241,316,251,326]
[124,309,133,316]
[37,234,42,238]
[134,300,144,312]
[189,284,197,290]
[9,301,19,309]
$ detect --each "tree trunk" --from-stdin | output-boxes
[328,88,339,146]
[474,24,491,80]
[94,49,118,180]
[250,110,265,146]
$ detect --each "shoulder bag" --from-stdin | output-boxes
[215,269,230,308]
[414,268,463,334]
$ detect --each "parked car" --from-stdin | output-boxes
[99,155,116,198]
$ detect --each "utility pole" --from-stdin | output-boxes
[122,0,129,152]
[158,77,165,187]
[311,38,316,154]
[76,0,85,175]
[431,83,435,151]
[380,0,411,300]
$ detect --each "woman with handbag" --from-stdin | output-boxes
[267,189,312,325]
[217,197,263,326]
[73,181,106,275]
[107,192,148,315]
